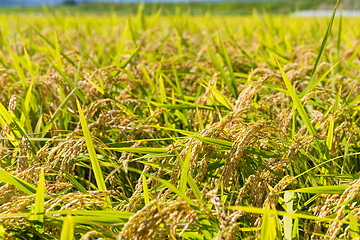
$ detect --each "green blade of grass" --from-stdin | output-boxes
[76,99,107,192]
[120,46,140,69]
[260,206,276,240]
[284,192,294,240]
[0,169,36,195]
[62,169,88,194]
[349,213,360,240]
[41,87,77,137]
[218,33,238,98]
[201,81,233,110]
[227,205,360,227]
[287,185,347,194]
[128,167,195,207]
[60,214,74,240]
[309,0,339,78]
[86,79,104,95]
[4,40,27,88]
[52,63,88,104]
[277,59,322,153]
[29,24,75,67]
[142,175,150,205]
[128,167,214,238]
[187,172,202,201]
[174,148,202,202]
[188,135,232,149]
[106,147,168,154]
[326,87,341,152]
[0,101,26,139]
[113,20,128,66]
[29,168,45,224]
[179,145,191,193]
[301,61,341,98]
[207,45,237,98]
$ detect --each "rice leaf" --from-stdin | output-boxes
[287,185,347,194]
[29,168,45,224]
[228,205,360,227]
[29,24,75,67]
[52,64,88,104]
[207,45,237,98]
[349,213,360,240]
[0,169,36,195]
[187,173,202,201]
[60,214,74,240]
[309,0,339,78]
[301,61,341,97]
[179,145,191,193]
[189,135,232,149]
[326,87,341,151]
[62,169,88,194]
[142,175,150,205]
[4,40,27,88]
[260,206,276,240]
[86,78,104,95]
[77,100,107,192]
[41,87,77,136]
[284,192,294,240]
[195,105,205,131]
[277,59,321,152]
[219,33,238,98]
[106,147,168,154]
[128,167,195,207]
[120,45,140,69]
[49,210,134,221]
[201,81,233,110]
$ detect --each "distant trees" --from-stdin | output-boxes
[63,0,77,5]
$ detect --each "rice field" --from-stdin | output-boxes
[1,1,360,239]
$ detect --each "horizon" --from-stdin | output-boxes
[0,0,280,6]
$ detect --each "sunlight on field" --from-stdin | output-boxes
[0,1,360,238]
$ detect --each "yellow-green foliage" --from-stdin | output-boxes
[0,5,360,239]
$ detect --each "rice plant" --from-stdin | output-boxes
[0,1,360,239]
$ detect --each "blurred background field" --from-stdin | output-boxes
[0,0,359,15]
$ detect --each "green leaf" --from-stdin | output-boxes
[29,168,45,224]
[277,59,322,153]
[52,64,87,104]
[228,205,360,227]
[179,145,191,193]
[288,185,347,194]
[284,192,294,240]
[29,24,75,67]
[189,135,232,149]
[201,81,233,110]
[77,100,107,192]
[142,175,150,205]
[260,206,276,240]
[219,33,238,98]
[60,214,74,240]
[207,45,237,98]
[301,61,341,97]
[187,173,202,202]
[62,169,88,194]
[349,213,360,240]
[128,167,195,207]
[309,0,339,78]
[106,147,168,154]
[120,45,140,69]
[41,87,77,137]
[0,169,36,195]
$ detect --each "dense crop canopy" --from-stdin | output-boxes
[0,3,360,239]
